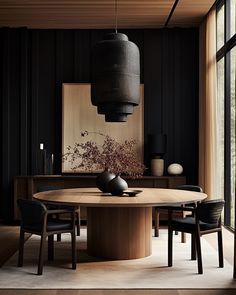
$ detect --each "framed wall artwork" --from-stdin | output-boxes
[62,83,144,173]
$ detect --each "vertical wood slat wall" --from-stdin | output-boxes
[0,27,199,221]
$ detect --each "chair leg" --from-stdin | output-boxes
[48,235,54,261]
[180,204,186,243]
[18,229,25,267]
[195,232,203,274]
[191,234,196,260]
[55,213,61,242]
[181,232,186,243]
[154,208,160,237]
[38,234,46,275]
[218,230,224,268]
[71,231,77,269]
[76,211,80,236]
[168,228,173,267]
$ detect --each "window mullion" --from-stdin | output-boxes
[216,0,225,10]
[217,34,236,61]
[224,50,231,226]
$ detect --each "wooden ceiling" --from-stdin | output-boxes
[0,0,215,29]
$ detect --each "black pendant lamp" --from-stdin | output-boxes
[91,0,140,122]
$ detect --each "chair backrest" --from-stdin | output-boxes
[177,185,203,192]
[196,199,225,224]
[17,199,47,228]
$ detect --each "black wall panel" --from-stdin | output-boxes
[0,27,199,221]
[31,30,57,175]
[143,28,199,180]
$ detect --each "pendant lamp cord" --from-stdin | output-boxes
[115,0,118,33]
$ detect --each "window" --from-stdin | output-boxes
[216,0,236,229]
[230,47,236,228]
[217,3,225,50]
[230,0,236,38]
[216,58,225,202]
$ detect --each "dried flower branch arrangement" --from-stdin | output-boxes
[63,131,145,178]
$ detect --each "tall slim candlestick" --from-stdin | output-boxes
[43,149,47,175]
[37,143,45,174]
[51,154,54,174]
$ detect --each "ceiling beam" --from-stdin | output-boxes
[165,0,180,27]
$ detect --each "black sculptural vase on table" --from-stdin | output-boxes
[96,169,115,193]
[108,175,128,196]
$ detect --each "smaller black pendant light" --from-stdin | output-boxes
[91,0,140,122]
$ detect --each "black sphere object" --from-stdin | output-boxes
[96,169,115,193]
[91,32,140,122]
[108,175,128,196]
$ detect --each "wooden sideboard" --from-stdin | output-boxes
[14,175,186,220]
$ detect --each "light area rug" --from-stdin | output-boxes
[0,228,235,289]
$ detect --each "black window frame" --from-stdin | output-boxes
[216,0,236,228]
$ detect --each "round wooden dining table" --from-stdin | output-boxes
[33,187,207,260]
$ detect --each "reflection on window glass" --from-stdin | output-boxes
[230,0,236,38]
[230,47,236,228]
[217,4,225,50]
[216,58,225,203]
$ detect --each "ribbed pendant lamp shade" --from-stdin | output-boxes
[91,32,140,122]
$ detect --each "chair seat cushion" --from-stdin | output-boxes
[46,204,79,211]
[171,217,218,232]
[23,219,72,232]
[47,219,72,231]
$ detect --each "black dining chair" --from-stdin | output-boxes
[37,185,81,239]
[17,199,77,275]
[164,199,225,274]
[154,185,203,240]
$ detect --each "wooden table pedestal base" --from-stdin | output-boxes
[87,207,152,260]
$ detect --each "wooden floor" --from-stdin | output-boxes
[0,225,235,295]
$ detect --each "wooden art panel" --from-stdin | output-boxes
[62,83,144,173]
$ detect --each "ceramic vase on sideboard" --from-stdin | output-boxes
[151,158,164,176]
